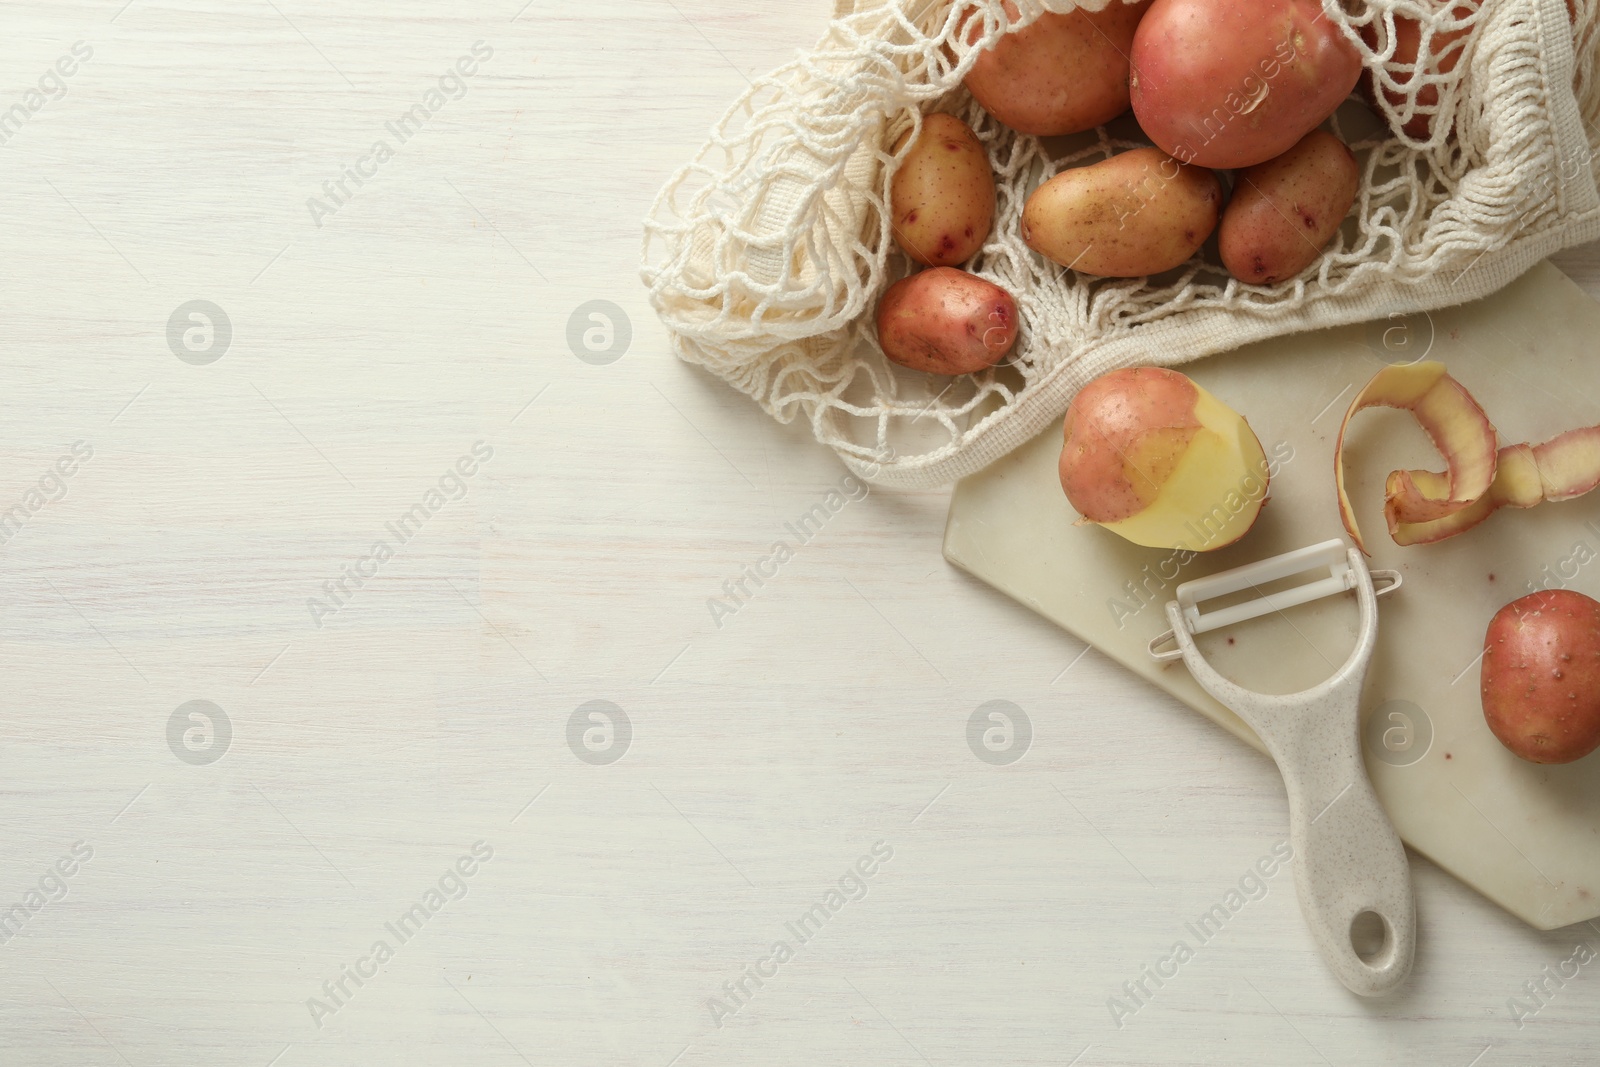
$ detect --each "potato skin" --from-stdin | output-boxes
[1022,147,1221,278]
[1060,367,1201,523]
[1481,590,1600,765]
[1219,130,1359,285]
[1130,0,1362,169]
[890,113,996,267]
[964,0,1154,137]
[876,268,1019,375]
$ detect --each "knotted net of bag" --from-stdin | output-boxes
[643,0,1600,488]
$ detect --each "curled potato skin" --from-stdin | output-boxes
[1022,147,1221,278]
[963,0,1154,137]
[890,113,996,267]
[876,268,1019,376]
[1219,130,1359,286]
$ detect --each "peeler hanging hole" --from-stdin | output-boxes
[1350,910,1391,966]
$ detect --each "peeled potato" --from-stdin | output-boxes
[963,0,1153,137]
[1481,590,1600,764]
[1060,367,1269,550]
[876,267,1018,375]
[1219,130,1360,286]
[890,113,996,267]
[1023,147,1221,278]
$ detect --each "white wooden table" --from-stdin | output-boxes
[2,2,1597,1064]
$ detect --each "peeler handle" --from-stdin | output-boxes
[1274,704,1416,997]
[1186,676,1417,995]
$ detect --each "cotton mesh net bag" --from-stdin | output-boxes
[643,0,1600,489]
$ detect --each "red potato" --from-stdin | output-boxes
[1359,2,1577,140]
[964,0,1154,137]
[890,113,996,267]
[1358,2,1477,141]
[1130,0,1363,169]
[1219,130,1360,285]
[1481,590,1600,764]
[1022,147,1221,278]
[876,267,1018,375]
[1059,367,1270,551]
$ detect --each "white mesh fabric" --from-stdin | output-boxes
[643,0,1600,488]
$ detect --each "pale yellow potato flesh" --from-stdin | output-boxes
[1099,386,1269,550]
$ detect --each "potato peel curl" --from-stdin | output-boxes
[1336,361,1600,552]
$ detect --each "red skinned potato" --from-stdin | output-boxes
[964,0,1154,137]
[1220,130,1360,285]
[1359,2,1477,141]
[890,113,996,267]
[1481,590,1600,764]
[1060,367,1270,550]
[876,267,1018,375]
[1023,147,1221,278]
[1130,0,1363,169]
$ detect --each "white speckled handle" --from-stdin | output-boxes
[1165,549,1415,997]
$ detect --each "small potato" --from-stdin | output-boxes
[1130,0,1363,169]
[1022,147,1221,278]
[1219,130,1359,286]
[1359,3,1477,140]
[890,113,995,267]
[1481,590,1600,764]
[963,0,1153,137]
[876,267,1018,375]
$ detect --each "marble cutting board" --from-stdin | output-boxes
[944,260,1600,931]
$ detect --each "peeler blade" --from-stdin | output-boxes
[1176,539,1352,636]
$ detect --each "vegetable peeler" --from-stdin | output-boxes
[1148,539,1414,996]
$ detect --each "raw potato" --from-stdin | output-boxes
[1359,2,1477,140]
[890,113,995,267]
[963,0,1153,137]
[1059,367,1270,551]
[1219,130,1360,285]
[1130,0,1363,169]
[1481,590,1600,764]
[876,267,1018,375]
[1022,147,1221,278]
